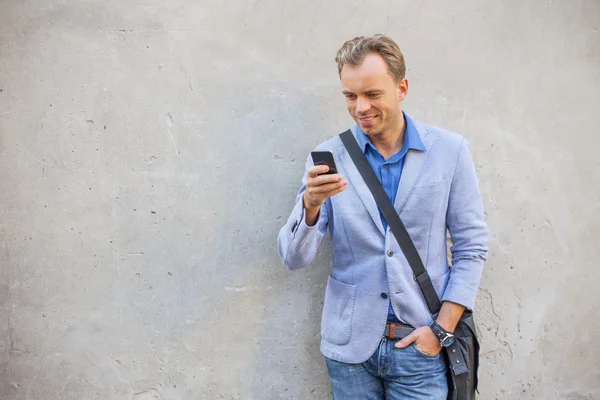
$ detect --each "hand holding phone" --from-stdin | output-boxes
[303,151,347,223]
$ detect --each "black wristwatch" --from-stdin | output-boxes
[429,321,456,347]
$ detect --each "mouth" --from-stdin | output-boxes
[358,115,377,124]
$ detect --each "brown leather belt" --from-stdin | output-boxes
[383,322,415,340]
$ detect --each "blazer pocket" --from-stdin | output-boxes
[414,179,446,195]
[321,275,357,345]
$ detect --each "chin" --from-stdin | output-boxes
[358,123,379,135]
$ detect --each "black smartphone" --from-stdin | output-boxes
[311,151,338,175]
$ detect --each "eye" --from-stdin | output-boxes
[368,93,381,99]
[345,94,356,100]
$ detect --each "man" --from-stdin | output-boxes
[277,35,488,399]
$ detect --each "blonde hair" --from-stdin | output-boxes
[335,34,406,82]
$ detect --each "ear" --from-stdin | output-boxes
[397,78,408,102]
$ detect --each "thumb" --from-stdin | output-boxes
[395,332,418,349]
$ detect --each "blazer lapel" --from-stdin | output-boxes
[394,123,433,212]
[338,141,386,236]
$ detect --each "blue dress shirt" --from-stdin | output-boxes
[356,113,426,323]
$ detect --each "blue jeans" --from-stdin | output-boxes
[325,338,448,400]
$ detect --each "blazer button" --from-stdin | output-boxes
[381,292,388,299]
[387,251,394,257]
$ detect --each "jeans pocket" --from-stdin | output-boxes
[412,343,442,359]
[321,275,357,345]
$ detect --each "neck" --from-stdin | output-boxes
[368,117,406,160]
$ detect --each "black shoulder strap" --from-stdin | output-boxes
[339,130,442,315]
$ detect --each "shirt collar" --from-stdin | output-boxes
[356,112,426,154]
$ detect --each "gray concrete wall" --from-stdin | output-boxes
[1,0,598,399]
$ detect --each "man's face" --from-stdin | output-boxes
[340,53,408,137]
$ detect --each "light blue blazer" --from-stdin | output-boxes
[277,115,489,364]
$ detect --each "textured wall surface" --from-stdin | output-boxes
[1,0,599,399]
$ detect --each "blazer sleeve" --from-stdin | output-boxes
[442,139,489,309]
[277,155,329,270]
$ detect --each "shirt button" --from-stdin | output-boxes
[383,164,389,168]
[381,292,388,299]
[387,251,394,257]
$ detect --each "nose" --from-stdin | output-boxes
[355,97,370,114]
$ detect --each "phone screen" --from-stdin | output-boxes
[311,151,338,174]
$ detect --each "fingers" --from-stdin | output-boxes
[321,183,347,198]
[304,165,347,208]
[306,180,347,198]
[313,173,343,185]
[308,179,347,194]
[304,181,347,206]
[329,182,348,196]
[307,165,330,178]
[395,332,417,348]
[306,167,346,192]
[395,328,442,355]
